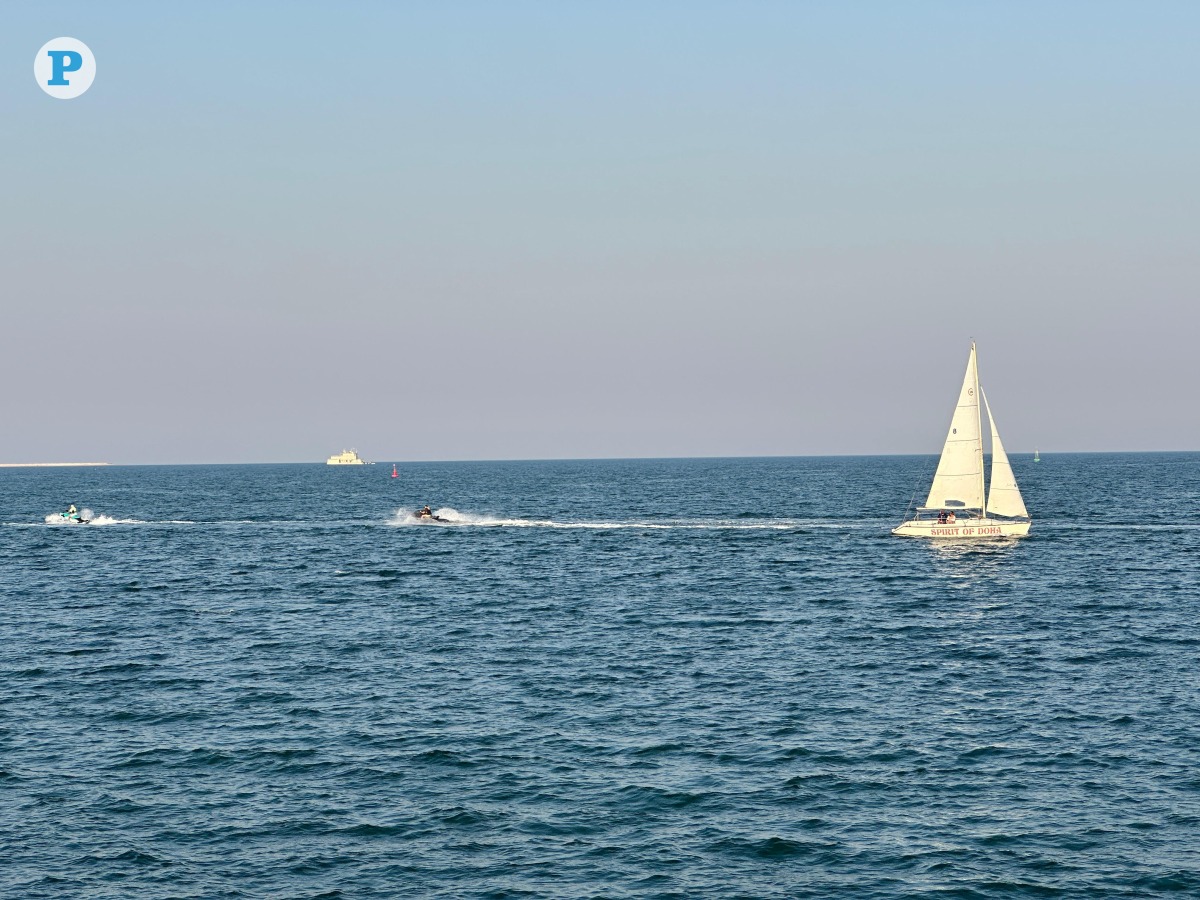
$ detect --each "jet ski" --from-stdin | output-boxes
[415,506,449,523]
[59,509,93,524]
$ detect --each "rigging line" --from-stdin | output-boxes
[901,452,941,519]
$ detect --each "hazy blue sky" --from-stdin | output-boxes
[4,2,1198,463]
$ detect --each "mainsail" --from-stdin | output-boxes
[983,389,1029,518]
[923,344,985,511]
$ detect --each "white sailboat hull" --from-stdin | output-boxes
[892,518,1031,539]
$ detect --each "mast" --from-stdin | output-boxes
[973,341,986,519]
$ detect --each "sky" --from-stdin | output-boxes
[3,2,1198,463]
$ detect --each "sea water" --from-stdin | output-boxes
[2,454,1198,898]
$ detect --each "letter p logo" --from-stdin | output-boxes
[47,50,84,85]
[35,37,96,99]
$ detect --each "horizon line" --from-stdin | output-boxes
[2,449,1197,468]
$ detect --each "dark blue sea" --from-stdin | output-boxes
[3,454,1199,898]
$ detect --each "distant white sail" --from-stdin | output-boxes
[983,390,1029,519]
[924,344,985,511]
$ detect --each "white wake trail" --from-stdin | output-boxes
[41,509,164,526]
[386,507,858,530]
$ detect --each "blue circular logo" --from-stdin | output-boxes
[35,37,96,100]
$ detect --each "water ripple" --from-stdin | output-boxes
[2,456,1198,897]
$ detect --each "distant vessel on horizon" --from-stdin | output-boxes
[326,449,367,465]
[893,342,1031,539]
[1034,448,1041,462]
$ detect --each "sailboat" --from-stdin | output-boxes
[893,342,1031,539]
[1034,449,1041,463]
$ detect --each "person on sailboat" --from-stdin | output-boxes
[946,511,956,524]
[937,510,947,524]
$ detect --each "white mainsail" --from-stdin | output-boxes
[983,390,1029,519]
[923,344,985,511]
